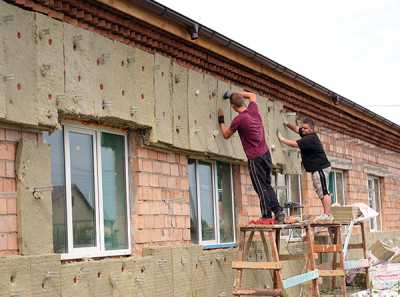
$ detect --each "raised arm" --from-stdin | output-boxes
[238,91,256,102]
[277,131,299,148]
[217,109,234,139]
[286,122,300,134]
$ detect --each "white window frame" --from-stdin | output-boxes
[330,169,346,205]
[367,175,381,232]
[191,160,236,247]
[62,125,131,259]
[285,174,303,239]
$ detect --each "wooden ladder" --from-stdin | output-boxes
[311,222,348,297]
[232,224,320,297]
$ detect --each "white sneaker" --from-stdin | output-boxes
[313,213,334,223]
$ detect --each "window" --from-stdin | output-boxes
[329,170,345,205]
[272,172,302,238]
[44,125,131,259]
[367,175,381,231]
[188,160,235,246]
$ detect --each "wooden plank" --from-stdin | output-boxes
[283,270,320,289]
[348,243,364,249]
[344,259,370,270]
[314,244,342,253]
[279,254,306,261]
[319,270,345,277]
[233,288,283,296]
[360,222,370,289]
[306,225,320,297]
[232,261,282,270]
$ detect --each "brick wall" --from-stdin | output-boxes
[130,136,191,255]
[0,127,40,255]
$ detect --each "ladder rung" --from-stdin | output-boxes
[314,244,342,253]
[232,261,282,270]
[348,243,364,249]
[319,269,345,277]
[233,288,283,296]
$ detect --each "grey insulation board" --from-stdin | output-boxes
[283,112,302,174]
[1,2,38,125]
[34,13,62,127]
[0,255,32,297]
[143,246,173,297]
[132,256,155,297]
[29,254,61,297]
[63,23,97,116]
[270,100,286,167]
[205,74,219,154]
[93,33,117,118]
[16,140,53,255]
[60,262,96,297]
[106,42,136,122]
[131,48,155,128]
[191,253,219,297]
[172,246,196,297]
[152,53,173,144]
[0,15,5,118]
[215,80,235,158]
[172,62,189,150]
[188,69,208,152]
[230,85,246,161]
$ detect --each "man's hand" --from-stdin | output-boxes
[277,130,283,142]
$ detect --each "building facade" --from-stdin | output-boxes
[0,0,399,296]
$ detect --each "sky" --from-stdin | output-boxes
[157,0,400,125]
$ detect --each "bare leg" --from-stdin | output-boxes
[321,194,332,215]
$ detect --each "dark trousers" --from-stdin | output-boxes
[248,151,281,218]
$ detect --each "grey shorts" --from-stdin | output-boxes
[311,167,331,199]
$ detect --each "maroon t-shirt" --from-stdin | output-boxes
[229,101,268,160]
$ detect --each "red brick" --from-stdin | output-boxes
[159,176,168,188]
[7,233,17,250]
[161,163,170,175]
[22,132,37,142]
[153,161,162,174]
[136,147,148,158]
[3,179,16,193]
[137,172,150,186]
[5,161,15,178]
[5,129,21,142]
[157,151,168,161]
[167,153,176,163]
[0,233,7,250]
[142,159,153,172]
[148,150,158,160]
[0,199,6,214]
[167,177,176,189]
[170,164,179,176]
[0,161,5,177]
[0,143,16,161]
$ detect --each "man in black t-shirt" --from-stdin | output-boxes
[278,117,333,221]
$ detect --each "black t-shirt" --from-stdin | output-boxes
[296,129,330,172]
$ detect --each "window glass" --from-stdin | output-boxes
[198,162,215,241]
[217,162,234,243]
[188,160,199,243]
[69,132,97,248]
[101,133,128,250]
[44,130,67,253]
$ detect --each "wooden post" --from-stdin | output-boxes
[268,231,283,291]
[360,222,370,289]
[337,227,347,297]
[306,225,320,297]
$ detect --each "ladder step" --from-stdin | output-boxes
[233,288,283,296]
[232,261,282,270]
[314,244,342,253]
[348,243,364,249]
[345,259,369,270]
[283,270,320,289]
[319,269,345,277]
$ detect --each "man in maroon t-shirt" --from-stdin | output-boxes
[217,91,284,224]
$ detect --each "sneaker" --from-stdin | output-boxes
[313,213,334,223]
[275,211,285,224]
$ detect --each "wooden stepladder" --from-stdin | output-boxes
[311,222,348,297]
[232,223,320,297]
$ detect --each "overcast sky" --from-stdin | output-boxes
[157,0,400,125]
